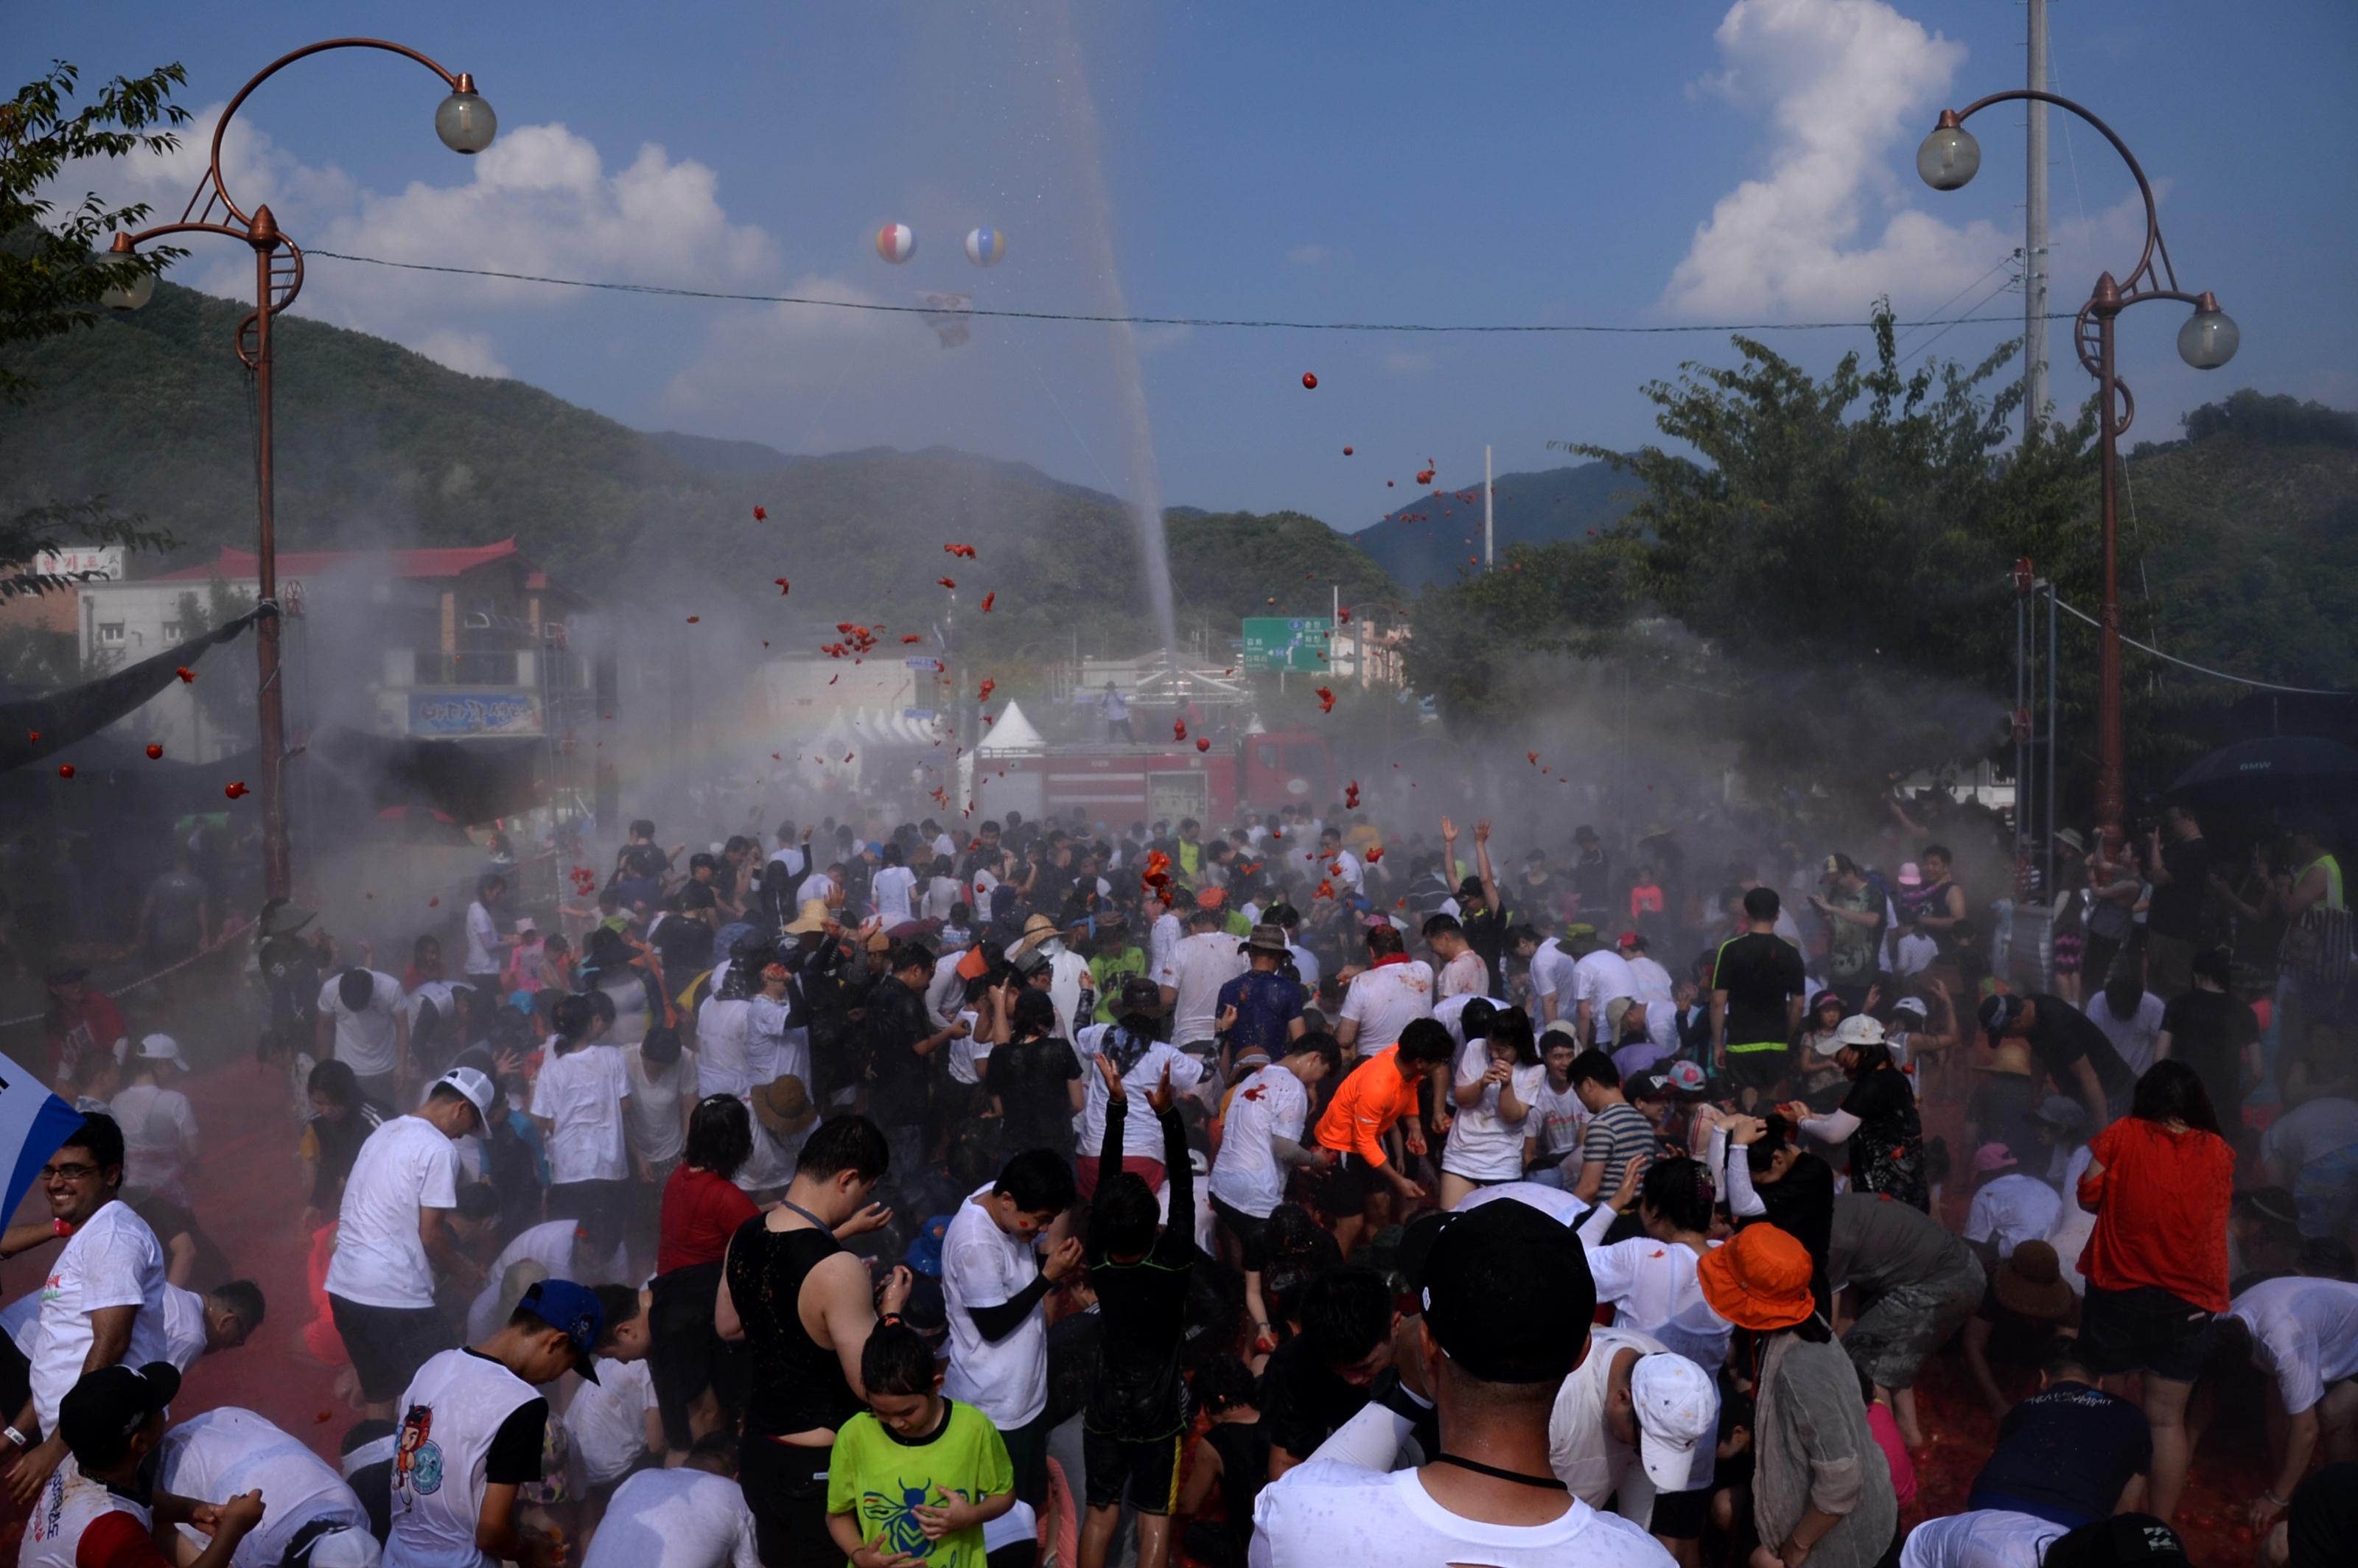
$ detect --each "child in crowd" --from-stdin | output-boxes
[828,1322,1016,1568]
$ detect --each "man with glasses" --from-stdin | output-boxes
[326,1066,498,1420]
[1,1113,172,1511]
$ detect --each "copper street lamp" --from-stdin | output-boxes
[1916,92,2236,836]
[99,38,496,900]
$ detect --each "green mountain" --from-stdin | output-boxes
[1351,459,1637,593]
[0,281,1393,668]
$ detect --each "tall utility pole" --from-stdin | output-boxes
[1483,444,1494,570]
[2023,0,2051,438]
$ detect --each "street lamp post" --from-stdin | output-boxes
[100,38,494,901]
[1917,91,2236,836]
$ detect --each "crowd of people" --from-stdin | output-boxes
[5,786,2354,1568]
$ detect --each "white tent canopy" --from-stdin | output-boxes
[978,699,1045,755]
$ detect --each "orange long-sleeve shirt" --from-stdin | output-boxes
[1315,1057,1424,1168]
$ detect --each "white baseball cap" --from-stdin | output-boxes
[429,1065,497,1127]
[1816,1013,1886,1056]
[1630,1352,1718,1491]
[135,1034,189,1068]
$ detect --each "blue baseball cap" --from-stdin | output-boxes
[516,1279,606,1382]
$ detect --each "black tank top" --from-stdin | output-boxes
[1204,1420,1270,1550]
[725,1214,862,1437]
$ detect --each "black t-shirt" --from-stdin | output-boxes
[1713,933,1807,1048]
[1967,1379,2150,1525]
[2289,1460,2358,1568]
[617,842,670,881]
[1968,1076,2042,1167]
[1839,1065,1927,1207]
[653,916,711,979]
[987,1035,1082,1155]
[1204,1419,1272,1551]
[1571,852,1611,916]
[2158,989,2258,1125]
[1085,1101,1197,1439]
[864,980,935,1127]
[1262,1337,1373,1462]
[1747,1150,1836,1321]
[1460,902,1511,995]
[2022,993,2135,1103]
[2146,836,2211,943]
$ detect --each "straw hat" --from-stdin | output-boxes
[1012,913,1060,954]
[1696,1224,1816,1332]
[752,1075,816,1138]
[783,899,834,936]
[1992,1239,2075,1320]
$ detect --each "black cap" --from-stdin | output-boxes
[1456,876,1484,900]
[2041,1514,2191,1568]
[58,1362,181,1469]
[1418,1200,1592,1385]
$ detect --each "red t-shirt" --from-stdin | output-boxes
[657,1164,761,1275]
[75,1511,175,1568]
[2076,1115,2234,1312]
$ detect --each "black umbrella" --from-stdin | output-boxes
[2170,735,2358,794]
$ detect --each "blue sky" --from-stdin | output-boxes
[24,0,2358,532]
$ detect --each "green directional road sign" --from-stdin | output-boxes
[1241,616,1333,673]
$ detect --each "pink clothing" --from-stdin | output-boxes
[1866,1401,1917,1508]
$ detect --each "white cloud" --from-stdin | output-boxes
[1285,243,1331,267]
[1662,0,2015,318]
[411,329,511,379]
[657,273,915,426]
[64,107,777,365]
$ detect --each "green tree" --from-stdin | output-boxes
[1402,539,1631,728]
[1561,308,2102,796]
[1,60,186,598]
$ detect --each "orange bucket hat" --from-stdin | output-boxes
[1696,1224,1817,1332]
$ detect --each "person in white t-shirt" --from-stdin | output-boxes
[1620,934,1683,1063]
[1528,934,1580,1026]
[317,965,411,1108]
[1159,911,1246,1048]
[2087,974,2167,1078]
[1439,1004,1545,1207]
[1,1113,174,1512]
[1209,1034,1342,1348]
[531,995,637,1261]
[463,874,508,986]
[1250,1198,1674,1568]
[156,1405,375,1568]
[1076,1002,1206,1194]
[22,1361,268,1568]
[1523,1024,1592,1187]
[1567,931,1640,1050]
[1334,924,1435,1057]
[2222,1272,2358,1535]
[870,844,918,926]
[582,1431,761,1568]
[108,1035,198,1205]
[325,1067,495,1418]
[622,1026,697,1183]
[1425,914,1488,1000]
[561,1287,660,1503]
[1317,827,1364,897]
[942,1150,1083,1510]
[1962,1145,2065,1264]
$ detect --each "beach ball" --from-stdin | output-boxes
[964,226,1006,267]
[875,223,916,265]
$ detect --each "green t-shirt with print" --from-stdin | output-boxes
[826,1399,1013,1568]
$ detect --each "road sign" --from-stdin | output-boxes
[1241,616,1332,673]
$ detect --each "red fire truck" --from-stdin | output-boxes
[971,729,1336,825]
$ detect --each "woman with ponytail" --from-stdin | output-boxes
[1076,976,1204,1197]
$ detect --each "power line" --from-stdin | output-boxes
[303,248,2079,337]
[2049,594,2355,696]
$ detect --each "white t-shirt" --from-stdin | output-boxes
[1575,950,1641,1017]
[1897,1509,2068,1568]
[623,1045,696,1166]
[25,1200,172,1429]
[531,1045,633,1185]
[466,1219,589,1342]
[797,871,839,909]
[318,969,407,1077]
[582,1466,762,1568]
[2261,1095,2358,1173]
[1076,1028,1205,1163]
[872,865,918,925]
[1454,1182,1589,1227]
[388,1347,542,1568]
[1547,1325,1670,1507]
[1964,1174,2065,1262]
[1149,912,1183,978]
[1212,1065,1313,1219]
[1337,961,1435,1054]
[463,900,501,975]
[158,1407,373,1568]
[1529,939,1578,1020]
[1628,954,1681,1055]
[922,875,962,923]
[564,1355,658,1485]
[109,1082,198,1199]
[21,1456,148,1568]
[1442,1040,1544,1182]
[695,995,753,1099]
[1582,1235,1732,1375]
[2228,1274,2358,1415]
[942,1187,1049,1428]
[1529,1077,1590,1163]
[1323,848,1364,895]
[1287,942,1323,996]
[1161,931,1247,1045]
[1893,931,1937,977]
[161,1283,209,1373]
[1250,1459,1668,1568]
[1436,948,1487,1000]
[325,1115,462,1310]
[2089,993,2166,1077]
